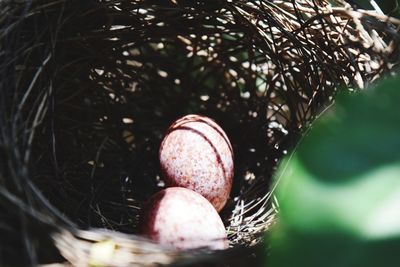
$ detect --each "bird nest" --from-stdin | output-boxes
[0,0,399,266]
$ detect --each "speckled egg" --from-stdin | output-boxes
[140,187,228,250]
[159,114,234,212]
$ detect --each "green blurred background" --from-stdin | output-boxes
[349,0,398,16]
[269,76,400,267]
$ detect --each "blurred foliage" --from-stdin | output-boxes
[350,0,399,17]
[269,76,400,267]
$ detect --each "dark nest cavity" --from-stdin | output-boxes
[0,0,399,266]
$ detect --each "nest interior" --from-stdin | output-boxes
[0,0,399,266]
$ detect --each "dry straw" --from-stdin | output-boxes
[0,0,399,266]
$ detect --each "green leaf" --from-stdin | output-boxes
[269,76,400,267]
[298,77,400,183]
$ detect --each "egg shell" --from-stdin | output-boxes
[140,187,228,250]
[159,114,234,212]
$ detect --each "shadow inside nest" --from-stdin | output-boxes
[31,29,283,236]
[30,0,286,245]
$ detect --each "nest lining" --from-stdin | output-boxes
[0,0,399,266]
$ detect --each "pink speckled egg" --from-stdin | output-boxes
[140,187,228,250]
[159,114,234,212]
